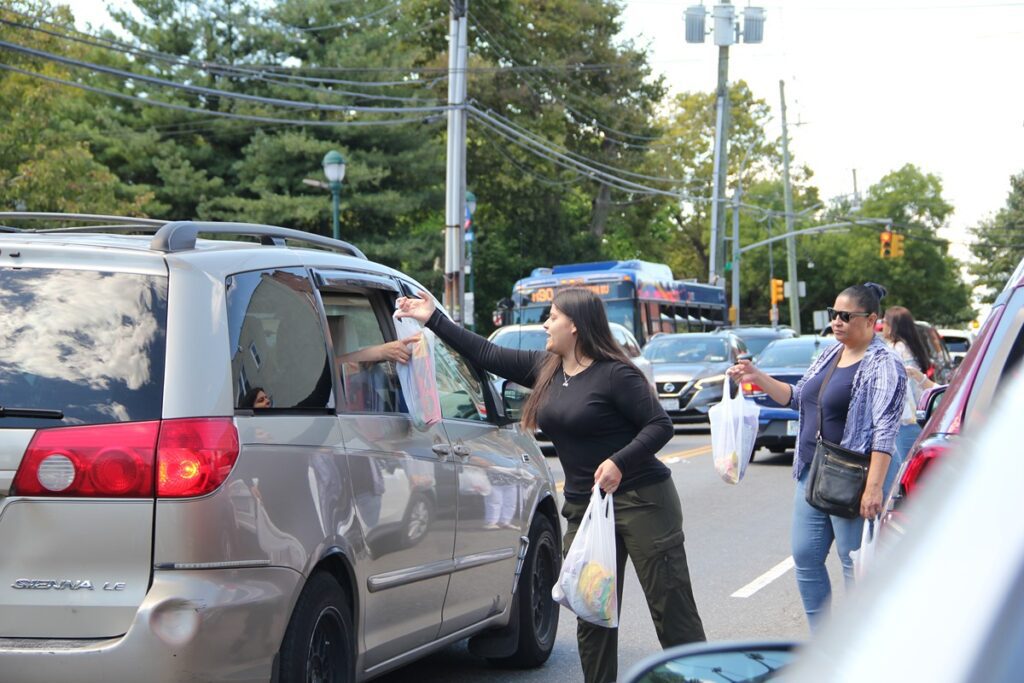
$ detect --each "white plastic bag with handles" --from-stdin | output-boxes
[851,517,879,581]
[552,487,618,628]
[392,310,442,429]
[708,378,761,484]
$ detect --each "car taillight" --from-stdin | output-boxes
[900,438,950,497]
[157,418,240,498]
[12,422,160,497]
[742,382,763,396]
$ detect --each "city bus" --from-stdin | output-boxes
[495,260,726,345]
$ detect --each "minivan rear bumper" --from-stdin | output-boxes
[0,566,302,682]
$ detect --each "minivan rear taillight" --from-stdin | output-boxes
[900,436,951,497]
[12,421,160,497]
[11,418,239,499]
[157,418,240,498]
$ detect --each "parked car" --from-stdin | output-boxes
[716,325,797,357]
[625,363,1024,683]
[743,336,838,457]
[0,214,561,683]
[937,327,975,365]
[643,332,748,423]
[885,255,1024,520]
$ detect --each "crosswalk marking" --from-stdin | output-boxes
[731,556,795,598]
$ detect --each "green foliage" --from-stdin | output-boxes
[969,171,1024,303]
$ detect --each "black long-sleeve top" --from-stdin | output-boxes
[426,310,673,502]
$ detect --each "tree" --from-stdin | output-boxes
[798,165,973,327]
[969,171,1024,303]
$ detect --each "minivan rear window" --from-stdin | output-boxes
[0,268,168,429]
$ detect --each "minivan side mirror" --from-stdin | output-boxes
[916,384,948,427]
[498,379,531,425]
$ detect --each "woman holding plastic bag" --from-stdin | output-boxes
[709,378,761,484]
[726,283,906,628]
[396,287,705,683]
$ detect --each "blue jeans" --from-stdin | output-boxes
[896,422,922,462]
[792,453,902,628]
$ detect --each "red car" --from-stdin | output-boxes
[885,256,1024,522]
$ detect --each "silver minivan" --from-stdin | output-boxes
[0,215,561,682]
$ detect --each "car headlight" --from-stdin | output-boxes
[694,374,727,392]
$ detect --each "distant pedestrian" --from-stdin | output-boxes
[396,287,705,683]
[727,283,906,627]
[881,306,933,457]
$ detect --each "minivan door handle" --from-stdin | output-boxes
[431,443,451,457]
[452,443,471,457]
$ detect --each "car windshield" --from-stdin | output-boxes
[740,336,782,357]
[755,339,835,367]
[491,329,548,352]
[944,337,969,353]
[643,337,728,363]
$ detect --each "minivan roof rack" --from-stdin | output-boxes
[0,213,366,260]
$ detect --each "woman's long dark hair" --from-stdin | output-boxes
[520,287,635,430]
[885,306,931,371]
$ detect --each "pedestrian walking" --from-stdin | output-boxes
[727,283,906,627]
[881,306,933,457]
[395,287,705,683]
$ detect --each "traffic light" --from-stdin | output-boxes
[770,278,785,305]
[879,230,893,259]
[891,233,905,258]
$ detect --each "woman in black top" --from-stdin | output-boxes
[396,287,705,683]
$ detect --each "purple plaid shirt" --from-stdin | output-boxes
[789,335,907,480]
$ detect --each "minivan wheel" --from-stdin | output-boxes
[489,514,559,668]
[278,572,354,683]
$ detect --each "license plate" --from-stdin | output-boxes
[659,398,678,412]
[786,420,799,436]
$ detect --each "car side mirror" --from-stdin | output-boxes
[916,384,948,427]
[622,641,797,683]
[499,379,531,425]
[952,355,963,368]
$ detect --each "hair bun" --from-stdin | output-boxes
[864,282,888,300]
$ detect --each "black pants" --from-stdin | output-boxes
[561,478,706,683]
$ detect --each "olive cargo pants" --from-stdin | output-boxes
[561,478,706,683]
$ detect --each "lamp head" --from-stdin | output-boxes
[322,150,346,184]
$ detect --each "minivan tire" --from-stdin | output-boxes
[278,571,355,683]
[489,514,559,668]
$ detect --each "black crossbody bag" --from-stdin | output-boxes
[804,354,870,519]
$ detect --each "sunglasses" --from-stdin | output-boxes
[827,307,873,323]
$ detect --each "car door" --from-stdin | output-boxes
[431,336,528,637]
[315,270,457,668]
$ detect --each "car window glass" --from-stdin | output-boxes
[227,268,333,411]
[0,268,167,428]
[321,293,404,414]
[433,339,487,421]
[492,328,548,352]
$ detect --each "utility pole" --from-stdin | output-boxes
[731,173,741,325]
[685,2,766,285]
[444,1,469,323]
[779,80,801,334]
[708,3,731,286]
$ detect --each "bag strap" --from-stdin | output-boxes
[816,351,843,440]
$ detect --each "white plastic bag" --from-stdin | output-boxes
[708,378,761,484]
[552,487,618,628]
[851,517,879,581]
[392,311,442,429]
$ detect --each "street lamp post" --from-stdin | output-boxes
[322,150,346,241]
[464,190,477,330]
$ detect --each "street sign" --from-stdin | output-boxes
[813,309,829,331]
[464,292,474,327]
[783,281,806,298]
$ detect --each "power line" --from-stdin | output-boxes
[0,61,445,129]
[0,39,450,115]
[285,0,403,32]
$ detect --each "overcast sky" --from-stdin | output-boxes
[58,0,1022,261]
[619,0,1024,261]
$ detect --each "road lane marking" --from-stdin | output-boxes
[552,444,711,493]
[731,556,795,598]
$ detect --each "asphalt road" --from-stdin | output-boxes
[377,428,847,682]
